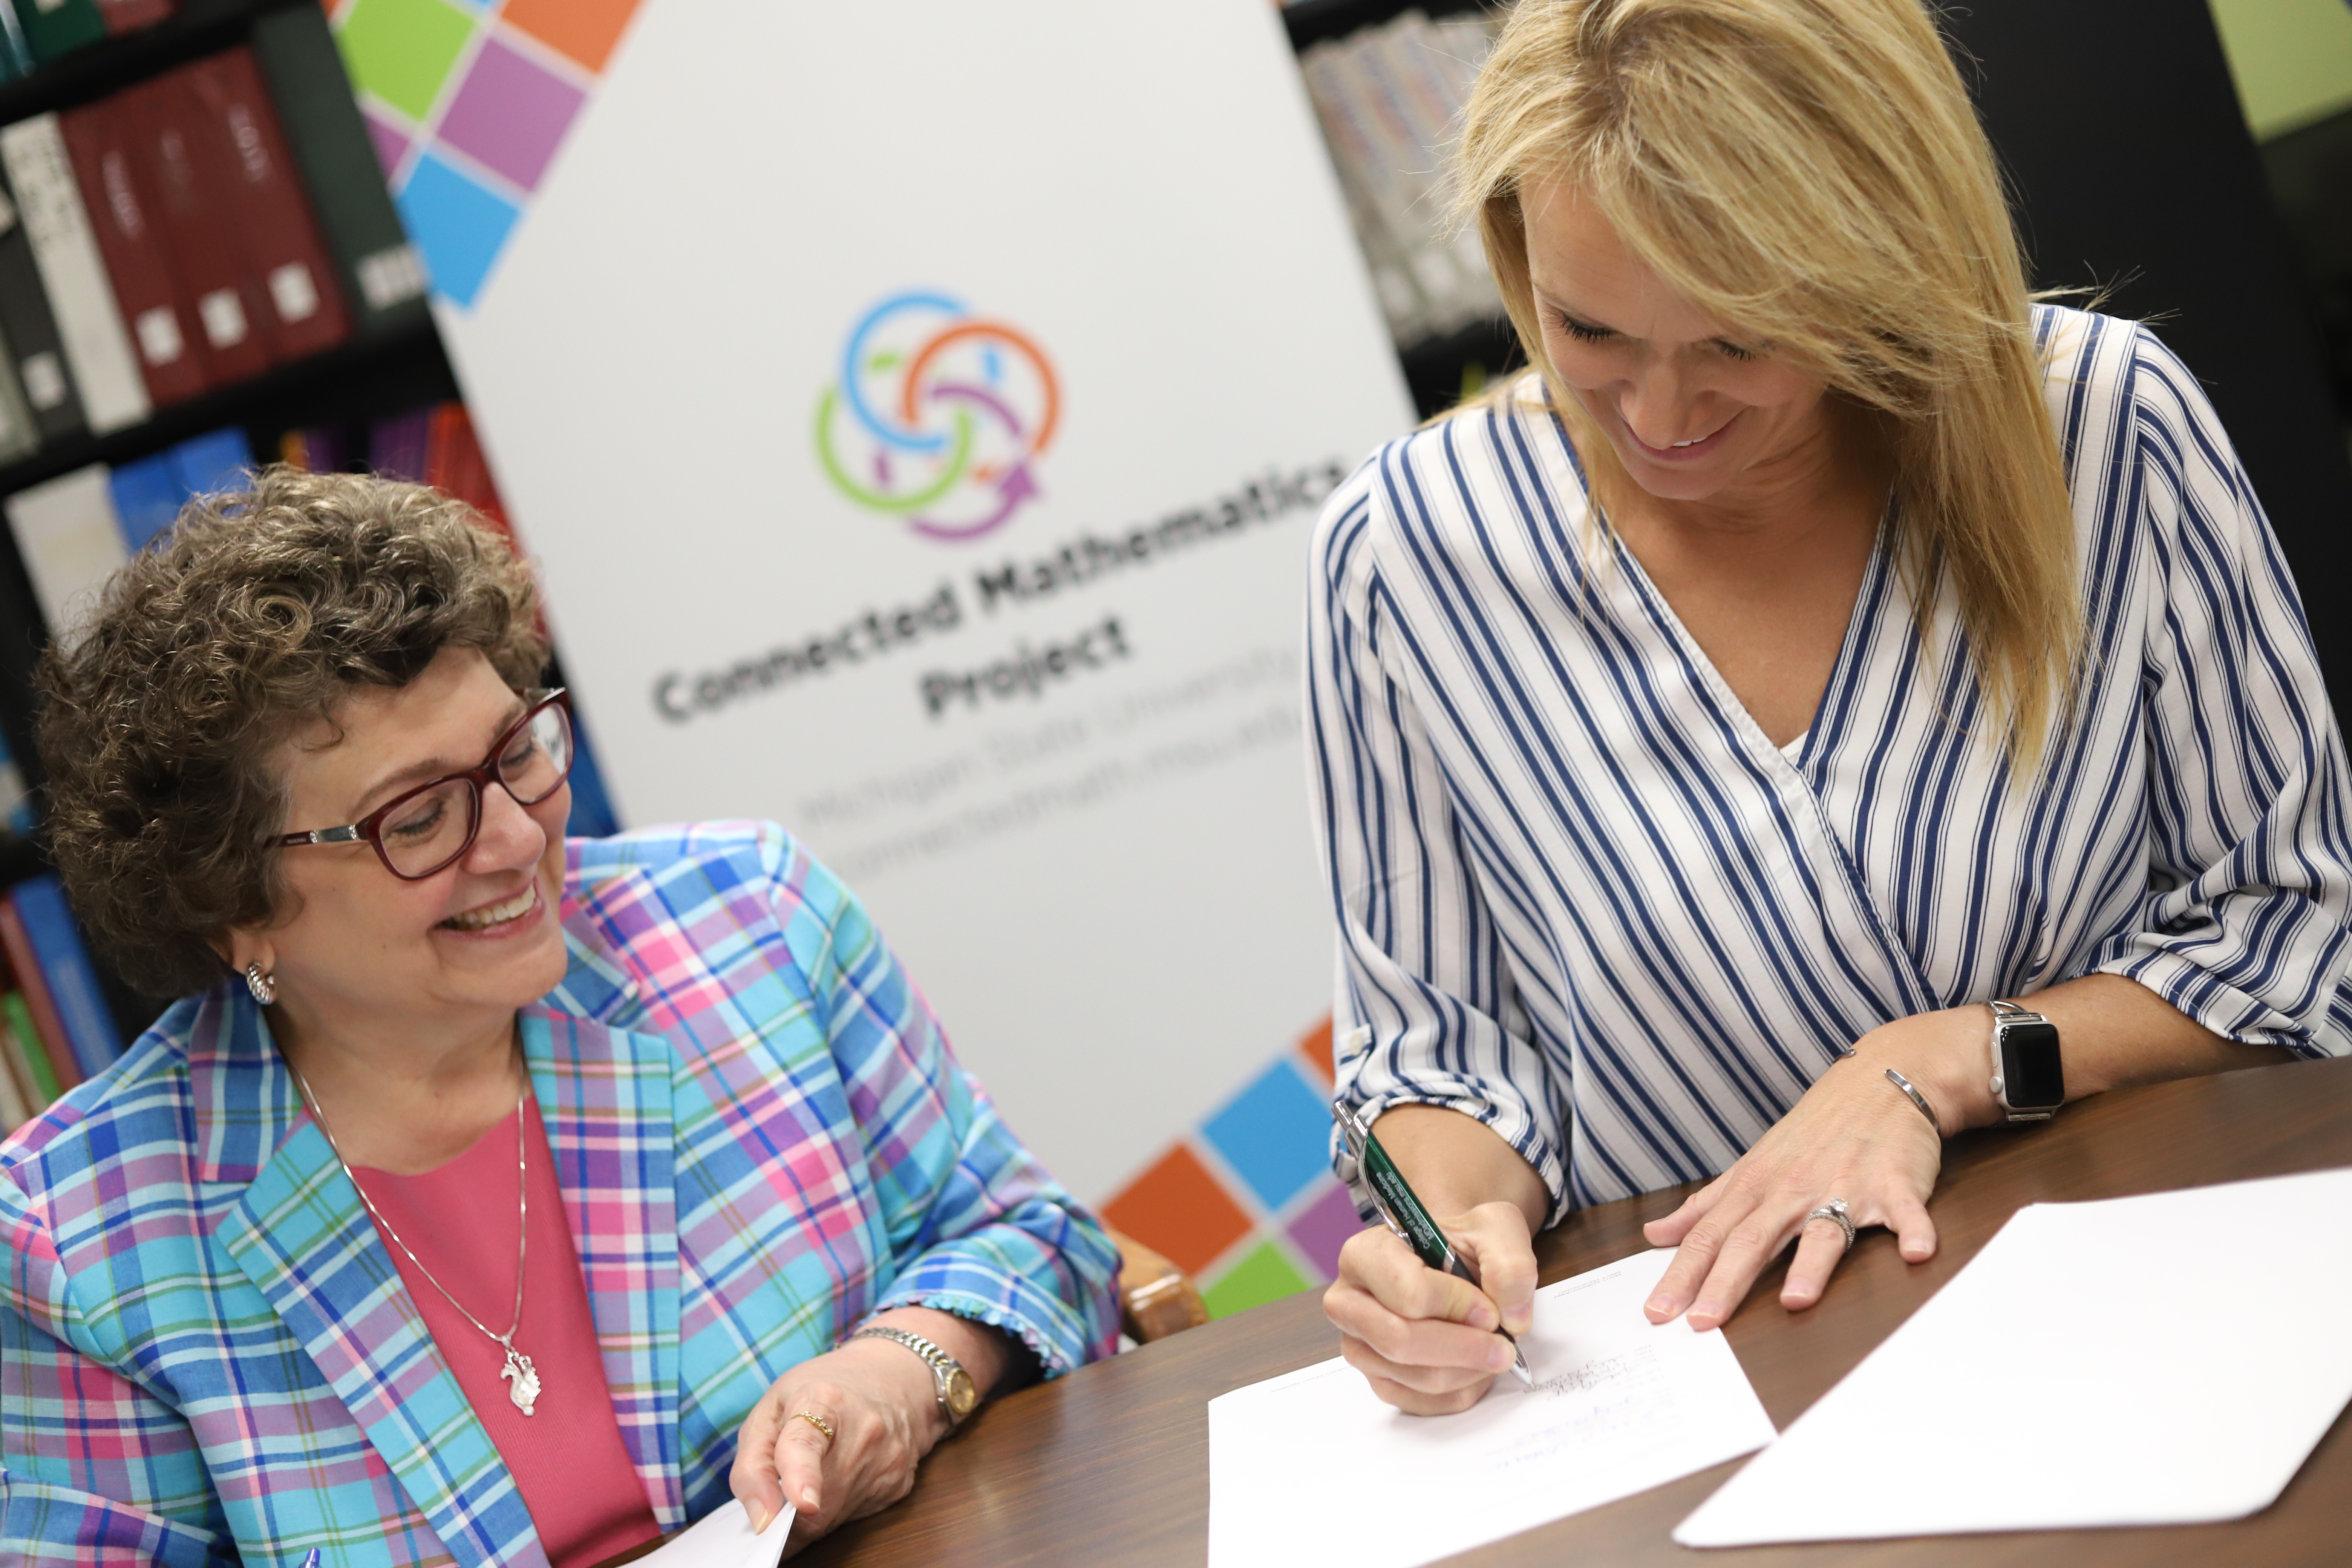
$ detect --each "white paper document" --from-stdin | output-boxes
[1208,1248,1775,1568]
[1677,1166,2352,1547]
[631,1498,792,1568]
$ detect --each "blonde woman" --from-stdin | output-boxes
[1311,0,2352,1414]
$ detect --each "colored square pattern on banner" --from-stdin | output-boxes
[1101,1016,1369,1320]
[331,0,643,307]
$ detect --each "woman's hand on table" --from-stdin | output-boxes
[1323,1200,1538,1416]
[729,1333,945,1556]
[1640,1008,1978,1331]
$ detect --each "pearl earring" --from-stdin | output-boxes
[245,963,277,1006]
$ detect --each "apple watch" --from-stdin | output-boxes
[1986,999,2064,1122]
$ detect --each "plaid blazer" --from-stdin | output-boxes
[1,823,1120,1566]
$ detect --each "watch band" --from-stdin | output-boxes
[851,1326,975,1427]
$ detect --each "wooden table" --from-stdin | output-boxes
[800,1056,2352,1566]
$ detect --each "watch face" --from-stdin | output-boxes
[946,1367,981,1420]
[1998,1020,2065,1109]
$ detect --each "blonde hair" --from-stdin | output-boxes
[1455,0,2080,764]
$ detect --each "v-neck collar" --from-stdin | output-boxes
[1601,498,1900,780]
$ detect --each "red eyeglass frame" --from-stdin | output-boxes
[273,688,574,882]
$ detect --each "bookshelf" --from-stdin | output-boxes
[1284,0,1521,418]
[0,0,298,126]
[0,0,463,1055]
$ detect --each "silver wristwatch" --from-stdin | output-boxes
[1986,999,2065,1122]
[852,1325,981,1428]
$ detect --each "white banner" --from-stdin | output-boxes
[431,0,1412,1199]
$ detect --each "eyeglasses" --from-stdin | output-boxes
[275,689,575,881]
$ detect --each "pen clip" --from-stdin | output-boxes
[1332,1102,1416,1248]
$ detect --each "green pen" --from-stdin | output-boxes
[1335,1102,1536,1389]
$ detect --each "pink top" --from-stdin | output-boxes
[351,1100,663,1568]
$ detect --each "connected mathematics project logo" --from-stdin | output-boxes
[815,291,1061,542]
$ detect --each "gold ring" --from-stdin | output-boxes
[789,1409,836,1444]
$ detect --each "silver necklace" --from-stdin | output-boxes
[287,1060,542,1416]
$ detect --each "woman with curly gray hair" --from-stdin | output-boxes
[2,467,1118,1566]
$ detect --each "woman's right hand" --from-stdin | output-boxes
[1322,1202,1539,1414]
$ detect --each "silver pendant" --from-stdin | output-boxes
[501,1345,541,1415]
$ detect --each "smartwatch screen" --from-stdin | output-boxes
[1999,1019,2066,1109]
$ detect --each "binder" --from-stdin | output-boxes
[127,75,272,384]
[0,116,150,435]
[107,451,182,553]
[0,166,88,443]
[6,874,122,1076]
[15,0,104,66]
[95,0,172,35]
[251,6,428,336]
[60,97,211,406]
[168,423,251,497]
[5,463,129,637]
[181,49,351,361]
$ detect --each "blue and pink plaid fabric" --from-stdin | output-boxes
[1,822,1119,1566]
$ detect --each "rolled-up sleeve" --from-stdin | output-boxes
[1306,449,1571,1211]
[785,854,1120,1375]
[2082,329,2352,1057]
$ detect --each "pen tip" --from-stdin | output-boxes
[1512,1357,1536,1389]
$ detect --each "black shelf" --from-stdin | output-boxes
[0,0,304,125]
[0,316,458,501]
[1283,0,1495,53]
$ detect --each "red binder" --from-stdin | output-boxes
[126,76,273,383]
[181,48,350,363]
[95,0,175,37]
[58,96,210,406]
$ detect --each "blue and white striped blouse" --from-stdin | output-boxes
[1307,305,2352,1215]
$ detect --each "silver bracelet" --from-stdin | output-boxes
[1883,1067,1943,1136]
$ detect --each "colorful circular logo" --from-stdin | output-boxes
[815,291,1060,542]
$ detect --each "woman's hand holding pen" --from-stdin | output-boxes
[1323,1103,1550,1415]
[1326,1202,1539,1414]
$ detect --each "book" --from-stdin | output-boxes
[107,426,254,552]
[6,874,122,1076]
[5,463,128,637]
[1297,14,1502,348]
[127,75,272,385]
[169,423,251,498]
[60,97,211,407]
[15,0,104,66]
[424,401,517,541]
[251,5,428,337]
[2,988,60,1113]
[107,451,181,553]
[95,0,171,37]
[0,164,89,443]
[369,407,430,482]
[0,992,37,1130]
[180,49,351,363]
[279,423,346,473]
[0,899,81,1096]
[0,116,150,435]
